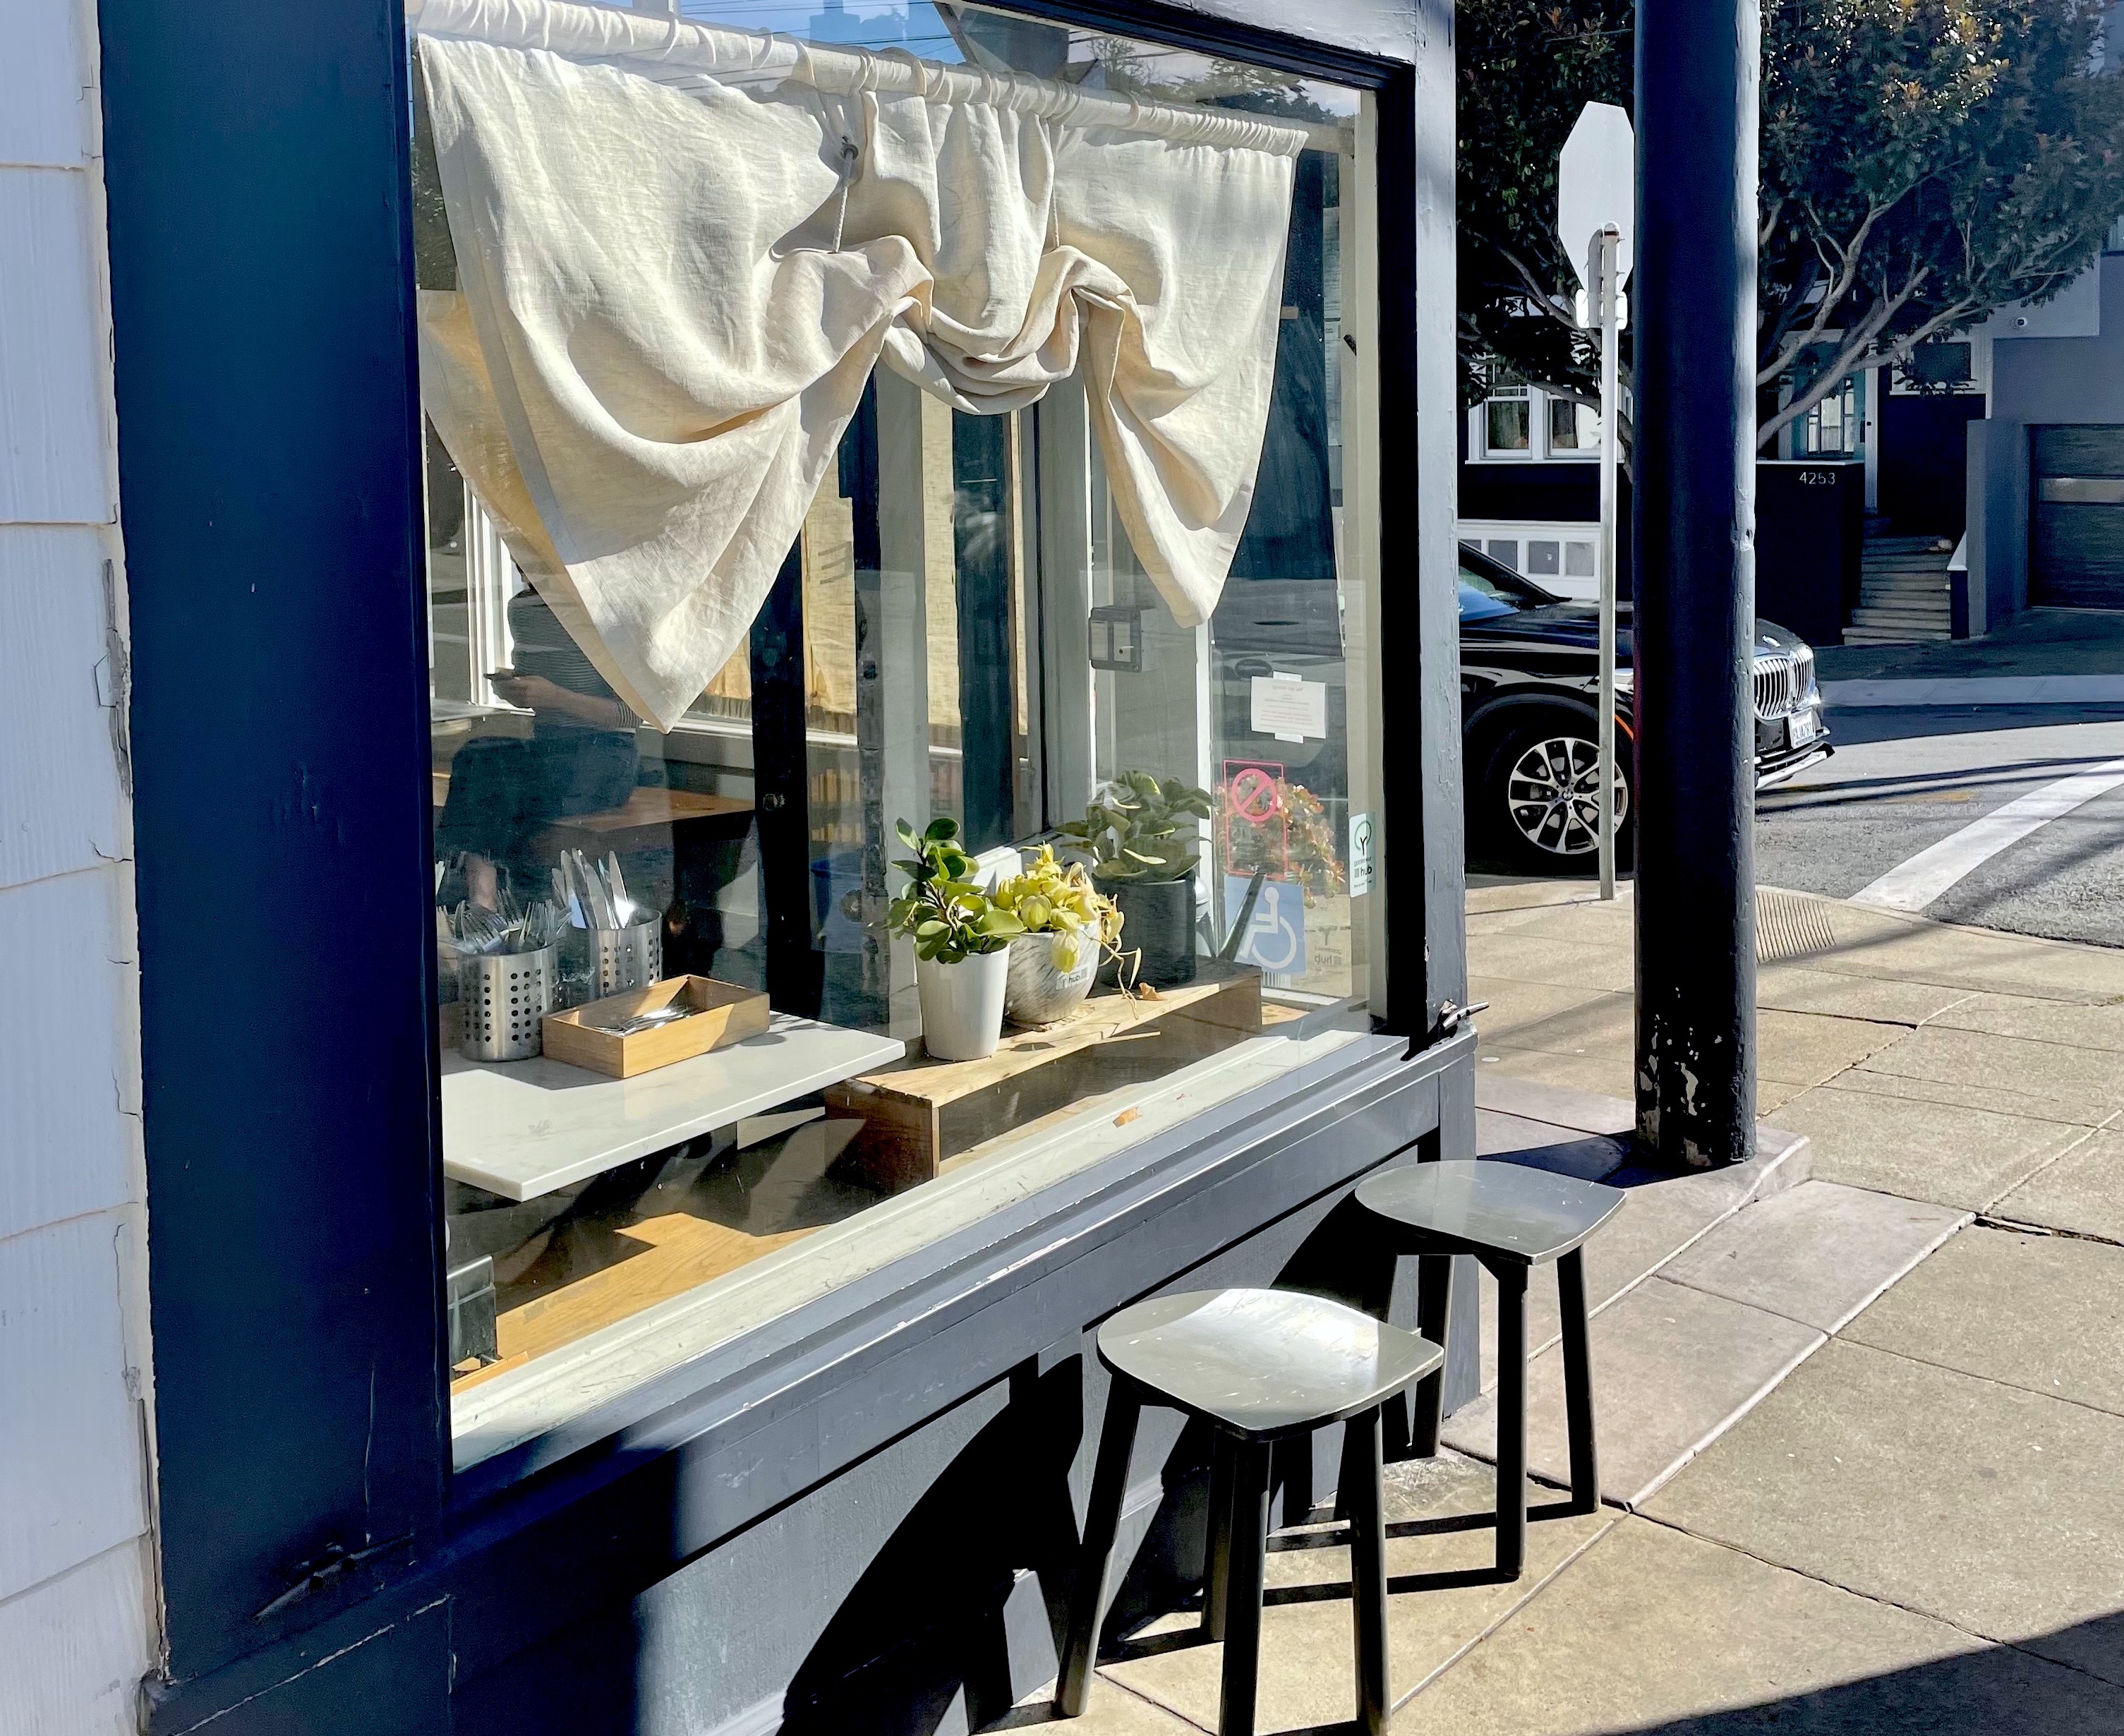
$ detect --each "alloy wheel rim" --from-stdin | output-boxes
[1505,735,1628,857]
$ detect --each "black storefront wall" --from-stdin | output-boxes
[101,0,1470,1727]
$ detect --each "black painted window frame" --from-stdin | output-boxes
[102,0,1455,1696]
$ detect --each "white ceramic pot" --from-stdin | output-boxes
[1004,930,1098,1027]
[915,948,1010,1060]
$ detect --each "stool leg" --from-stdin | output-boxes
[1410,1251,1452,1456]
[1204,1430,1235,1640]
[1495,1262,1528,1580]
[1057,1385,1142,1716]
[1339,1406,1390,1736]
[1557,1248,1600,1515]
[1219,1438,1273,1736]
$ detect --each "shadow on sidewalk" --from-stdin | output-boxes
[1574,1610,2124,1734]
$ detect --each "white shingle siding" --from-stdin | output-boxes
[0,0,157,1722]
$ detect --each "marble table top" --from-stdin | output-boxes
[442,1013,905,1200]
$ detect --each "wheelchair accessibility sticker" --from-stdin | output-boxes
[1223,875,1307,974]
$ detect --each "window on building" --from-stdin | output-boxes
[412,0,1384,1464]
[1799,375,1861,457]
[1547,396,1599,452]
[1473,378,1610,462]
[1899,343,1973,390]
[1454,525,1596,593]
[1483,385,1532,455]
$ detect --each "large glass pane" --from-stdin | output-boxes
[413,0,1382,1459]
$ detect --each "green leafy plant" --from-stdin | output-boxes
[992,845,1125,973]
[1056,771,1213,884]
[885,816,1024,963]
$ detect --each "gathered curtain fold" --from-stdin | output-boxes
[411,0,1304,730]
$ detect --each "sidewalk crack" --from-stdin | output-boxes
[1969,1110,2119,1216]
[1392,1514,1622,1713]
[1832,1333,2124,1424]
[1631,1510,2124,1689]
[1973,1210,2124,1252]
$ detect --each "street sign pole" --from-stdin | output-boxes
[1591,224,1621,901]
[1558,103,1634,903]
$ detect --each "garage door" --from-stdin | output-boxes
[2032,425,2124,608]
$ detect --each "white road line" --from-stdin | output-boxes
[1851,757,2124,913]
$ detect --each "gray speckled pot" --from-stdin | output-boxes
[1004,931,1099,1027]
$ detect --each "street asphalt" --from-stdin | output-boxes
[1758,702,2124,948]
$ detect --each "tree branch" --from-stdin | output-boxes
[1487,236,1583,329]
[1756,267,1936,451]
[1859,296,1984,387]
[1757,248,1823,374]
[1757,199,1895,387]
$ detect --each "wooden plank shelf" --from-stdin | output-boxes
[825,963,1265,1191]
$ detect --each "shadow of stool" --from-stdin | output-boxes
[1354,1160,1626,1579]
[1055,1289,1442,1736]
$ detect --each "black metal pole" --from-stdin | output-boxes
[1631,0,1759,1167]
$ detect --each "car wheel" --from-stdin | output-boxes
[1485,721,1631,872]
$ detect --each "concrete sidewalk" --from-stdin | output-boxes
[1031,879,2124,1734]
[1815,605,2124,685]
[1823,671,2124,707]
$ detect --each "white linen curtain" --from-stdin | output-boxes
[411,0,1305,729]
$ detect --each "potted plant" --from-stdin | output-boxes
[991,845,1126,1025]
[886,816,1024,1060]
[1057,771,1212,988]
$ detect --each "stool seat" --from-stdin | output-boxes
[1098,1289,1444,1440]
[1356,1159,1624,1266]
[1355,1159,1628,1586]
[1061,1288,1442,1736]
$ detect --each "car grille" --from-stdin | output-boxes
[1753,653,1809,721]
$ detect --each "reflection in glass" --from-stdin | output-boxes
[414,0,1380,1445]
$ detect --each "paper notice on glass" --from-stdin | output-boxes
[1250,673,1327,743]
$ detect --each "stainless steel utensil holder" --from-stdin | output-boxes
[589,918,661,1000]
[459,944,559,1062]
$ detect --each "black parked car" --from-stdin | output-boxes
[1459,542,1831,871]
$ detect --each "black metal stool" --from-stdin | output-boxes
[1353,1160,1625,1580]
[1056,1288,1443,1736]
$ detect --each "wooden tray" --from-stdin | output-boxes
[826,963,1262,1190]
[542,976,769,1078]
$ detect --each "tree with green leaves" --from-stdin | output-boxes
[1460,0,2124,453]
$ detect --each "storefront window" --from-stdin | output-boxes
[412,0,1382,1463]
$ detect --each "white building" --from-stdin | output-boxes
[1,0,159,1726]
